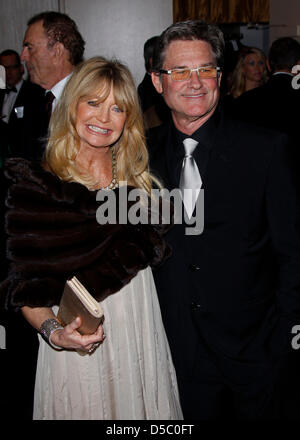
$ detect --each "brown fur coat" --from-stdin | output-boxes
[0,158,172,310]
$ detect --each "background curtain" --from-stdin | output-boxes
[173,0,269,24]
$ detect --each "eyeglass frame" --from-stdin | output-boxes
[158,66,221,81]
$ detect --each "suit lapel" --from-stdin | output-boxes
[12,84,24,109]
[8,82,25,124]
[149,122,176,190]
[0,90,5,118]
[196,110,235,189]
[164,123,182,189]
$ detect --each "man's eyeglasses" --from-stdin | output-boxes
[159,66,221,81]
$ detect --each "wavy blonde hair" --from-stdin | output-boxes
[45,56,157,194]
[230,47,267,99]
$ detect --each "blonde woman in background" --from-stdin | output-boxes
[230,47,268,99]
[0,57,182,420]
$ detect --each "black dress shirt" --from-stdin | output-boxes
[168,106,221,189]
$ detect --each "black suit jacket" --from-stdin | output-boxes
[231,73,300,140]
[147,109,300,388]
[0,80,45,159]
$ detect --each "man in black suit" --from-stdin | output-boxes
[0,50,44,419]
[231,36,300,420]
[0,13,84,420]
[232,37,300,142]
[148,20,300,419]
[20,11,85,160]
[0,49,45,159]
[137,36,170,129]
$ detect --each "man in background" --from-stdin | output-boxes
[232,37,300,141]
[231,36,300,420]
[21,11,85,159]
[0,49,44,421]
[0,49,44,159]
[138,35,170,129]
[2,11,85,420]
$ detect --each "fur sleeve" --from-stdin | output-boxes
[0,158,172,310]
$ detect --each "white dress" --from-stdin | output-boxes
[33,267,183,420]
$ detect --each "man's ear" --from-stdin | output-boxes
[217,71,222,87]
[266,59,271,73]
[52,42,65,64]
[151,72,163,94]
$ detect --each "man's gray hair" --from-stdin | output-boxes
[152,20,225,72]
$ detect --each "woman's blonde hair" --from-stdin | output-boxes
[45,56,157,194]
[230,47,267,99]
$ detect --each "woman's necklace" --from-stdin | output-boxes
[101,148,118,190]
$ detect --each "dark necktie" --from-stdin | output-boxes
[44,91,55,124]
[179,138,202,218]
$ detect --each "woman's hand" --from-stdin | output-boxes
[50,317,105,353]
[22,306,105,354]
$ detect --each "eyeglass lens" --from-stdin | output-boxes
[171,67,218,81]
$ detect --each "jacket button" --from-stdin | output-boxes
[189,264,200,271]
[190,302,202,310]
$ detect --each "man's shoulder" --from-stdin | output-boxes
[237,74,298,105]
[146,121,171,147]
[220,110,289,148]
[234,83,269,109]
[146,110,287,153]
[19,80,45,100]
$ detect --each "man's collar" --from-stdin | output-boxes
[6,79,23,93]
[46,73,72,101]
[272,71,293,77]
[173,105,221,150]
[14,78,24,92]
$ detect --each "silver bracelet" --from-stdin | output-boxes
[40,318,64,350]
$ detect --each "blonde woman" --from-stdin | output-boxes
[1,57,182,420]
[230,47,267,99]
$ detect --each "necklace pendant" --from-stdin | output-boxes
[100,148,118,190]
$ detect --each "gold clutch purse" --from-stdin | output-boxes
[57,276,104,335]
